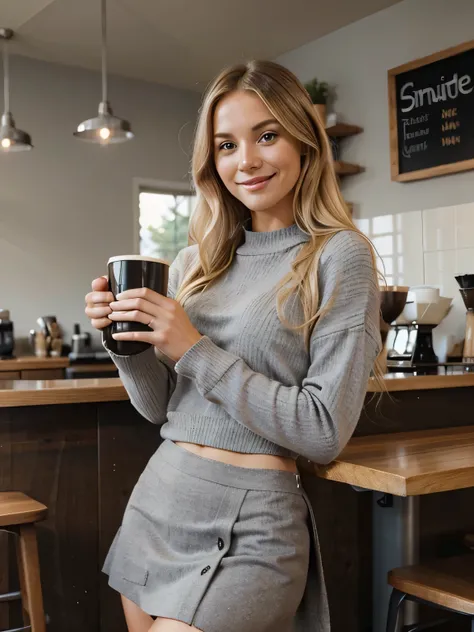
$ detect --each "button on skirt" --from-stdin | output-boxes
[103,439,327,632]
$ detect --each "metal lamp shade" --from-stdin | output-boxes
[0,112,32,152]
[74,101,133,144]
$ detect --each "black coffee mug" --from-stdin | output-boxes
[103,255,169,355]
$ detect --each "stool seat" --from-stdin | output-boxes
[0,491,47,527]
[388,555,474,616]
[0,492,47,631]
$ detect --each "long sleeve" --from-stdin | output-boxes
[103,247,194,424]
[173,233,381,464]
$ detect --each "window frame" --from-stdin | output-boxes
[132,177,196,254]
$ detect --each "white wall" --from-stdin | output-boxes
[355,202,474,358]
[276,0,474,219]
[0,55,200,349]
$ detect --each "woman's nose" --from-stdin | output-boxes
[238,145,262,171]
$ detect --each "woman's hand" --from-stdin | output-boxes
[108,287,203,362]
[85,276,114,330]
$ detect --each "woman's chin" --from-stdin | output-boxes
[237,194,282,213]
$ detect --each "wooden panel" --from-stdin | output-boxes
[0,357,69,371]
[0,530,9,629]
[0,371,21,379]
[0,404,99,632]
[69,364,117,374]
[359,387,474,436]
[98,402,161,632]
[21,369,65,380]
[300,471,373,632]
[1,374,474,409]
[0,378,128,407]
[368,371,474,392]
[316,426,474,496]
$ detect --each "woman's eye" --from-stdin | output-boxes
[260,132,277,143]
[219,142,235,151]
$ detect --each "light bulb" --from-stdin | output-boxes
[1,138,11,149]
[99,127,111,140]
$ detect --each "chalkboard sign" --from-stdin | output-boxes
[388,40,474,182]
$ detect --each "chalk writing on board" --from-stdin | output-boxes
[389,40,474,181]
[399,72,473,112]
[402,115,430,158]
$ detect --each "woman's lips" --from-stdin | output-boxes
[238,174,276,191]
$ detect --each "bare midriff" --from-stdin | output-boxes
[174,442,298,473]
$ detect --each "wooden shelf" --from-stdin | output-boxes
[335,161,364,176]
[326,123,363,138]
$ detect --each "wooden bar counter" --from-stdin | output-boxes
[0,372,473,632]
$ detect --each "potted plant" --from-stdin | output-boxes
[304,78,330,127]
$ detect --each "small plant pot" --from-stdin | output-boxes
[314,103,326,127]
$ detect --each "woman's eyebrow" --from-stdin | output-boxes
[214,118,279,139]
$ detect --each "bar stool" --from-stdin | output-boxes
[0,492,48,632]
[386,555,474,632]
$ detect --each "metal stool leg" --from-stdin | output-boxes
[470,617,474,632]
[386,588,405,632]
[16,524,46,632]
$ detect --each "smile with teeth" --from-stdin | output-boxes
[238,174,276,191]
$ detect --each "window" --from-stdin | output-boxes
[138,190,197,264]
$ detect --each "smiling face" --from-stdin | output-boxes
[213,90,302,230]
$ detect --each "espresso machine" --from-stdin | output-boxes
[455,274,474,364]
[387,287,452,373]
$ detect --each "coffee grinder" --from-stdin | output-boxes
[379,286,409,373]
[455,274,474,364]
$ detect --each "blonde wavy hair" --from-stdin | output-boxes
[176,59,381,363]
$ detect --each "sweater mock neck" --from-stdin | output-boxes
[236,223,310,256]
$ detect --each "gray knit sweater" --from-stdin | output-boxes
[104,225,381,464]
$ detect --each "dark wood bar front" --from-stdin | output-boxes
[0,375,473,632]
[0,394,158,632]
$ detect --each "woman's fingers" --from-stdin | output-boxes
[85,277,114,331]
[110,297,161,316]
[91,276,109,292]
[85,290,115,305]
[91,317,113,330]
[109,309,153,327]
[85,304,113,320]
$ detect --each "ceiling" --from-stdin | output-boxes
[2,0,402,91]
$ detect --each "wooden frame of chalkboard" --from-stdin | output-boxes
[388,39,474,182]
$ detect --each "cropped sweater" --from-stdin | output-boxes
[104,224,381,464]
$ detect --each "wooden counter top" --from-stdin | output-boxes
[0,356,70,371]
[0,378,128,407]
[0,369,473,407]
[316,426,474,496]
[367,370,474,392]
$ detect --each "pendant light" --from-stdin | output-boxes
[0,28,33,152]
[74,0,133,144]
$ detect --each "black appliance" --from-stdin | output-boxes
[0,309,14,359]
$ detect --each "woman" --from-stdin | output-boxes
[85,60,381,632]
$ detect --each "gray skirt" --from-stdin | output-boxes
[103,439,330,632]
